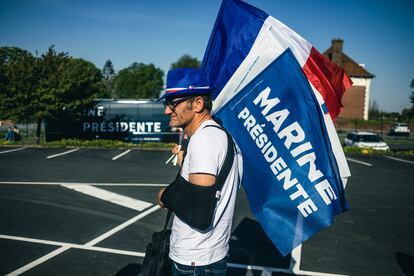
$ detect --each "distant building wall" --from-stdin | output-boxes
[344,77,372,120]
[324,39,374,121]
[339,86,366,119]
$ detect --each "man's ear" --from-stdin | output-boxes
[193,96,205,113]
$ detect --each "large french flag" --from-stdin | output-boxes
[202,0,352,256]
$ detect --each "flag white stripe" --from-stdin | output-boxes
[213,16,312,113]
[309,83,351,188]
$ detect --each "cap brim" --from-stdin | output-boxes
[157,88,214,101]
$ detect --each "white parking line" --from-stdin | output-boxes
[7,246,70,276]
[0,234,145,257]
[227,262,348,276]
[0,147,27,154]
[1,230,348,276]
[0,181,167,187]
[346,157,372,167]
[85,204,160,246]
[5,204,160,275]
[384,155,414,164]
[60,183,153,211]
[112,149,131,160]
[46,148,80,159]
[290,244,302,273]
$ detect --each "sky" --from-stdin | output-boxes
[1,0,413,113]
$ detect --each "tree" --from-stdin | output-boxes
[102,59,116,97]
[44,57,106,118]
[406,78,414,121]
[401,108,412,121]
[103,59,115,80]
[368,99,381,120]
[0,46,40,123]
[170,54,200,69]
[410,79,414,108]
[34,47,106,140]
[113,62,163,99]
[1,46,106,142]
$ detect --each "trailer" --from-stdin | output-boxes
[45,99,178,143]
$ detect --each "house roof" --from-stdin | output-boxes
[323,40,375,79]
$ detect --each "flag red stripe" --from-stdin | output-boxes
[302,47,353,120]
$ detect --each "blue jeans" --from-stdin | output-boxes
[172,257,227,275]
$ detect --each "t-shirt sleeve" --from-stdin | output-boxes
[187,131,224,176]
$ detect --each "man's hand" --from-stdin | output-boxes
[172,144,184,167]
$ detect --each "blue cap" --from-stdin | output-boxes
[158,68,214,101]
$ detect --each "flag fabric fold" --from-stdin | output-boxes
[202,0,352,256]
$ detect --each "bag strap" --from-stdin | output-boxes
[202,125,235,194]
[173,122,235,197]
[163,209,172,230]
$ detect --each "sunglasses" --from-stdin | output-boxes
[164,96,193,112]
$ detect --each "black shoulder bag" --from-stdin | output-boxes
[161,125,235,231]
[141,210,172,276]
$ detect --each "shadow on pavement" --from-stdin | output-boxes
[229,217,292,269]
[395,252,414,276]
[131,218,293,275]
[114,263,141,276]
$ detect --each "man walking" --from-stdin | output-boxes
[157,68,243,275]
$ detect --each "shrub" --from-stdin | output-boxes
[43,139,174,150]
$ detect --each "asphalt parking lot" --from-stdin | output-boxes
[0,146,413,276]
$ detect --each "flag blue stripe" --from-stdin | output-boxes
[201,0,268,99]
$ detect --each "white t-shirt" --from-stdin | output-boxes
[169,120,243,266]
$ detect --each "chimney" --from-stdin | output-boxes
[331,39,344,67]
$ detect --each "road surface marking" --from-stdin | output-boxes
[46,148,80,159]
[112,149,131,160]
[384,155,414,164]
[1,231,348,276]
[7,246,70,276]
[0,181,167,187]
[290,244,302,274]
[5,204,160,275]
[0,234,145,258]
[85,204,160,246]
[346,157,372,167]
[227,262,348,276]
[60,183,152,211]
[0,147,27,154]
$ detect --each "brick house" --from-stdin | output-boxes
[323,39,375,120]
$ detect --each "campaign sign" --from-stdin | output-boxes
[215,49,348,256]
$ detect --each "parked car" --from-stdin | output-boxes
[343,132,390,151]
[388,122,410,137]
